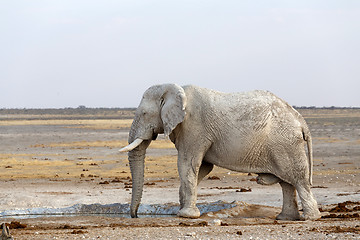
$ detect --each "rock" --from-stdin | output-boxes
[210,219,222,226]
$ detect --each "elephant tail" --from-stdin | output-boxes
[302,128,313,186]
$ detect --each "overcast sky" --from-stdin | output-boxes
[1,1,359,108]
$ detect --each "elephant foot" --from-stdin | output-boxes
[276,211,301,221]
[177,207,200,219]
[300,209,321,221]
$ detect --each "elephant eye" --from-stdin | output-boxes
[160,97,165,107]
[140,109,147,116]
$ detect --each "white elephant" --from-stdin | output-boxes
[120,84,321,220]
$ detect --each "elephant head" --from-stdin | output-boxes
[119,84,187,217]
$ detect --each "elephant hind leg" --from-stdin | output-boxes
[295,182,321,220]
[256,174,300,220]
[277,182,301,220]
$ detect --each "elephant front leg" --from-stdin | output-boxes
[177,153,203,218]
[179,161,213,209]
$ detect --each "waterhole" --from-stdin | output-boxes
[0,201,237,219]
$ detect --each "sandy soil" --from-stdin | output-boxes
[0,108,359,239]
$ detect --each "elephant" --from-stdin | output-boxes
[119,83,321,221]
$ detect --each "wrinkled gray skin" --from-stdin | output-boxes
[126,84,321,220]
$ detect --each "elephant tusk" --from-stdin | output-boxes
[119,138,143,152]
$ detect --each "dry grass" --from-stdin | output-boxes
[313,169,360,175]
[0,153,75,179]
[145,155,178,178]
[0,119,133,129]
[31,139,175,149]
[0,153,131,179]
[298,109,360,118]
[313,137,344,143]
[0,152,238,180]
[148,140,175,149]
[299,109,360,127]
[66,119,133,130]
[314,137,360,144]
[3,108,358,181]
[0,152,177,179]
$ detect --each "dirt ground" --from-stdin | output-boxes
[0,108,359,239]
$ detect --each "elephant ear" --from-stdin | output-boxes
[161,84,187,137]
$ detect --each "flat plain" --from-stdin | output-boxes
[0,108,359,239]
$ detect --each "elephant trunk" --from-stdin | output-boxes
[128,147,146,218]
[127,118,151,218]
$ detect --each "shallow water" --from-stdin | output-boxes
[0,201,236,219]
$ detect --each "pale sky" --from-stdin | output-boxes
[1,1,359,108]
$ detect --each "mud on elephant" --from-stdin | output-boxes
[120,84,321,220]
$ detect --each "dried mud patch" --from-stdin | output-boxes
[321,201,360,219]
[311,225,360,234]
